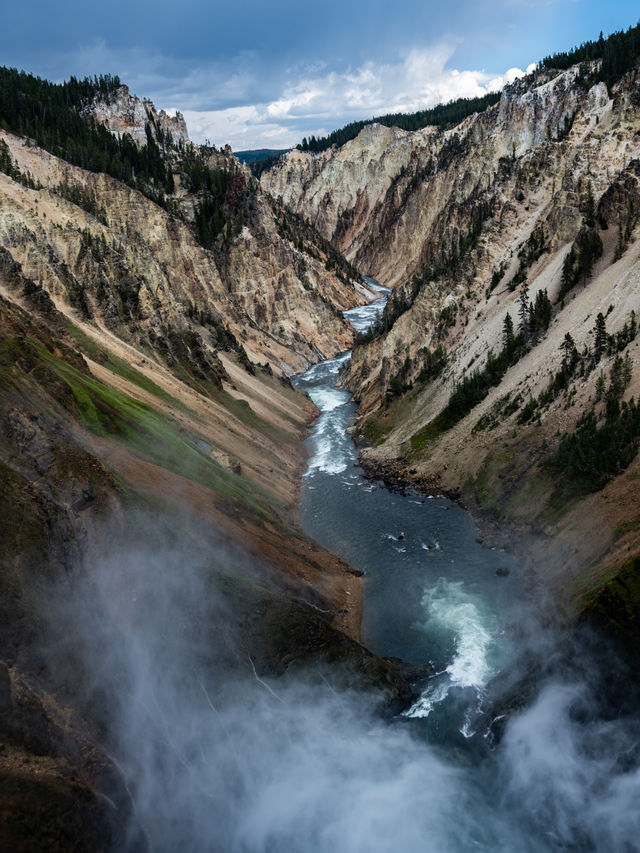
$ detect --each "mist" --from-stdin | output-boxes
[40,518,640,852]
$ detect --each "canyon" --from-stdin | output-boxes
[1,40,640,849]
[0,80,394,846]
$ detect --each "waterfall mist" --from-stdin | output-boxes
[40,518,640,852]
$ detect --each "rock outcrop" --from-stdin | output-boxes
[86,83,189,146]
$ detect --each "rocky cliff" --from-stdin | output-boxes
[85,83,190,146]
[0,128,371,377]
[263,65,614,287]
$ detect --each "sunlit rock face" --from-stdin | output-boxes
[264,63,640,408]
[263,66,616,288]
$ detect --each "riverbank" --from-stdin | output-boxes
[355,425,640,643]
[357,454,519,554]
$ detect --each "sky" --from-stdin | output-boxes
[2,1,638,150]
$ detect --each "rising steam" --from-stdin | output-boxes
[41,520,640,852]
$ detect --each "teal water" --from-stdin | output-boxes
[294,279,523,741]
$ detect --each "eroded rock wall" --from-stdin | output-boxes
[86,83,189,146]
[263,66,613,287]
[0,130,367,375]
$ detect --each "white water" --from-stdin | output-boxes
[404,580,495,721]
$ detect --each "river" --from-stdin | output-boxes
[294,278,522,742]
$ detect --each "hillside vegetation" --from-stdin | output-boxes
[296,92,502,153]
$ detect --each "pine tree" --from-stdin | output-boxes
[560,332,576,372]
[594,312,607,361]
[561,247,577,295]
[624,199,636,243]
[518,283,529,339]
[528,300,537,341]
[0,139,14,176]
[502,312,515,352]
[578,230,603,284]
[533,289,552,331]
[583,180,596,227]
[607,354,632,400]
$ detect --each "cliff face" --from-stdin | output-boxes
[0,130,370,376]
[342,66,631,410]
[85,83,190,146]
[265,62,640,410]
[263,66,612,287]
[266,64,640,622]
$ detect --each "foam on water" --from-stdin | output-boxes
[307,386,350,412]
[296,291,391,478]
[404,579,495,719]
[306,455,348,476]
[343,299,387,332]
[300,351,352,391]
[342,279,391,333]
[305,410,354,475]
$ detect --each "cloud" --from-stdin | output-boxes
[180,105,294,150]
[172,44,531,150]
[6,24,540,151]
[44,39,269,112]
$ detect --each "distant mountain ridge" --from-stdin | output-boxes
[234,148,290,163]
